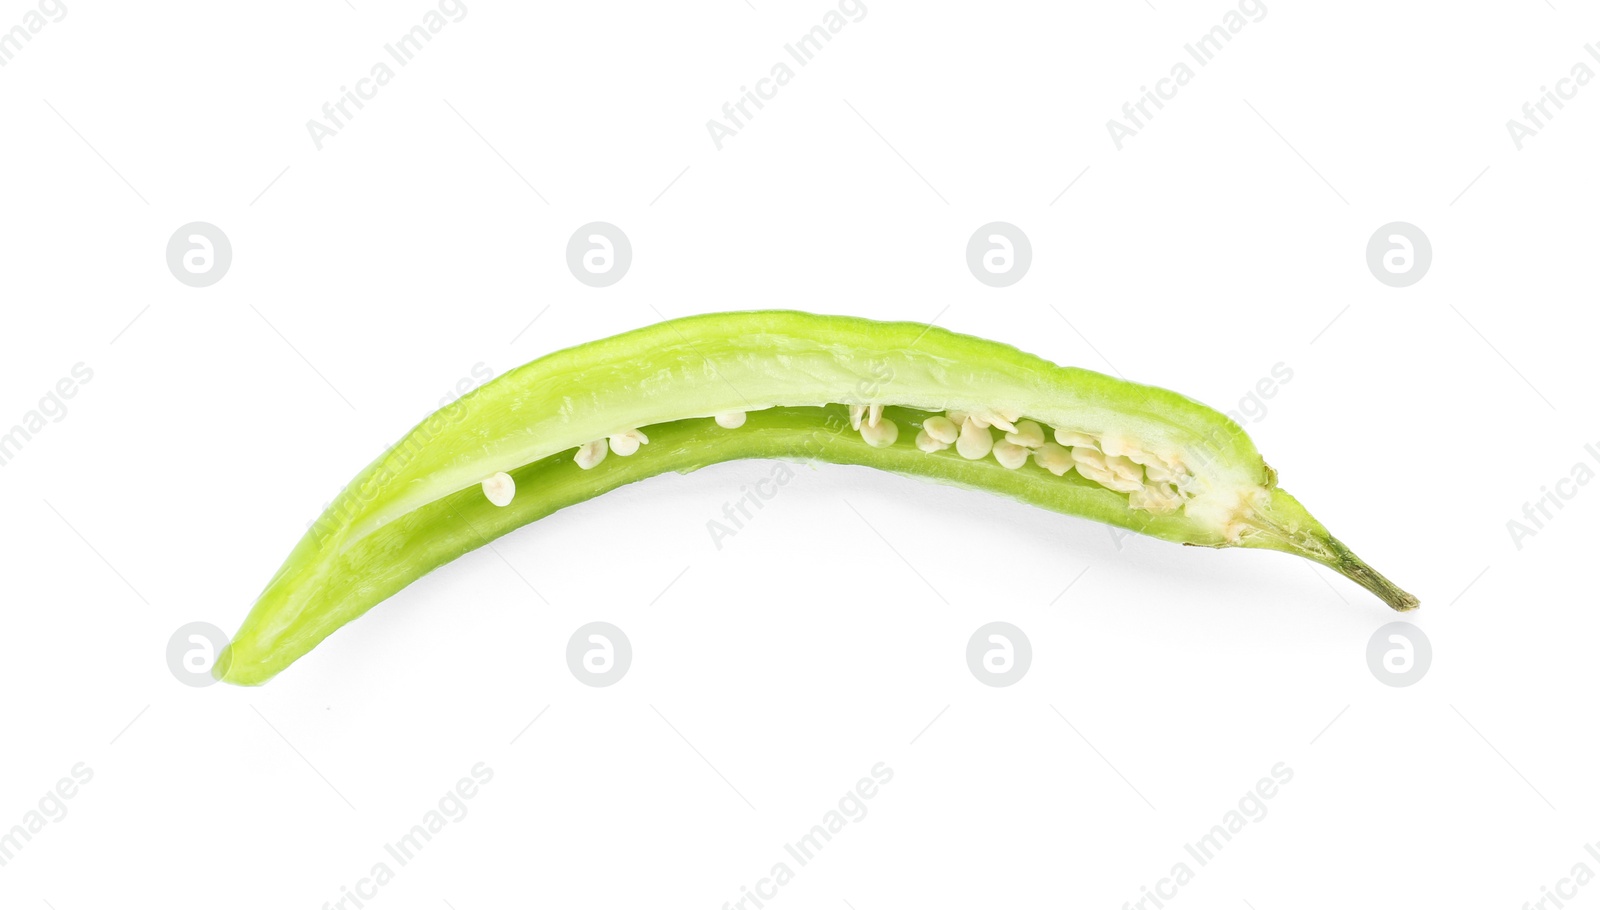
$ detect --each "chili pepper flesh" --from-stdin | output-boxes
[216,311,1417,685]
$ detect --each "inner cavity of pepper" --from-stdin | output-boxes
[478,405,1198,516]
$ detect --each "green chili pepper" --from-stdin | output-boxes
[216,311,1416,685]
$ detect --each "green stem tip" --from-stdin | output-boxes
[1243,487,1420,611]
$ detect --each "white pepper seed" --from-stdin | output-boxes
[923,415,960,444]
[956,418,994,460]
[481,472,515,507]
[993,440,1028,469]
[1032,442,1073,476]
[575,440,607,470]
[860,417,899,448]
[1005,420,1045,448]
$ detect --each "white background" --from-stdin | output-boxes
[2,1,1596,907]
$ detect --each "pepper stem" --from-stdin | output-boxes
[1313,534,1420,611]
[1242,487,1420,611]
